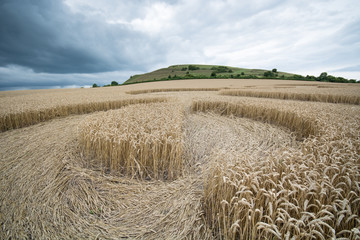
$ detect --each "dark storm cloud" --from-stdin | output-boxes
[0,65,140,91]
[0,0,159,74]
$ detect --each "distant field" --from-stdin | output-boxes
[1,79,360,239]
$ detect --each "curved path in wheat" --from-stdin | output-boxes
[0,95,298,239]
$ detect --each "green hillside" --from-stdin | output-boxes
[123,64,296,85]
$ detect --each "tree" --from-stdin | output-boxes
[92,83,98,88]
[211,72,217,77]
[318,72,328,82]
[320,72,327,78]
[272,68,277,73]
[111,81,118,86]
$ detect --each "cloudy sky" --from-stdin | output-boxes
[0,0,359,91]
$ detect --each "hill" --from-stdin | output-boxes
[123,64,297,85]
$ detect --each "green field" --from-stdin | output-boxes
[123,64,296,84]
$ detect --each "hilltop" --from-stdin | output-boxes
[123,64,298,85]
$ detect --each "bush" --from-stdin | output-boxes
[111,81,119,86]
[292,74,305,80]
[305,75,316,81]
[211,66,232,73]
[263,71,274,77]
[188,65,200,71]
[92,83,99,88]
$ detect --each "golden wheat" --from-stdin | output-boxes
[1,79,357,115]
[0,114,208,239]
[78,102,184,180]
[194,98,360,239]
[126,87,223,95]
[191,100,317,139]
[0,97,167,132]
[220,89,360,104]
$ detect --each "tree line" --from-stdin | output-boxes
[92,68,358,87]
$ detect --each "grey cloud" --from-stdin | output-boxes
[0,0,359,91]
[333,65,360,72]
[0,0,164,74]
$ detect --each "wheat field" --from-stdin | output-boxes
[1,79,359,239]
